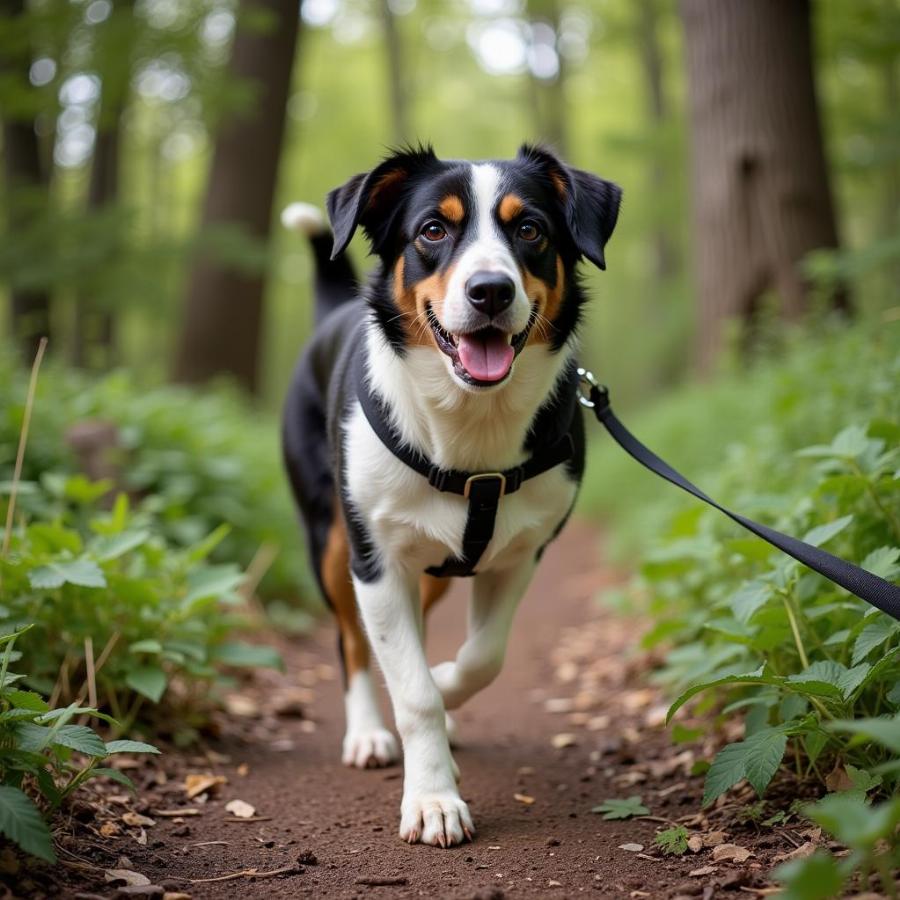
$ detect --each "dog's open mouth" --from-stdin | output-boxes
[426,305,536,387]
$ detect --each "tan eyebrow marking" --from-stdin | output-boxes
[438,194,465,224]
[498,193,524,223]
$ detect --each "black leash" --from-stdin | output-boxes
[577,368,900,622]
[354,354,575,577]
[353,350,900,619]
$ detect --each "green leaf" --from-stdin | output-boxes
[6,690,50,712]
[90,530,149,562]
[852,619,899,665]
[0,786,56,862]
[653,825,688,855]
[860,546,900,580]
[730,582,772,625]
[183,565,244,608]
[128,639,163,655]
[703,727,788,805]
[89,767,136,791]
[805,793,900,849]
[28,559,107,590]
[801,515,853,548]
[125,666,167,703]
[773,850,845,900]
[590,796,649,820]
[213,642,282,670]
[52,724,108,757]
[826,713,900,754]
[105,740,160,755]
[666,665,774,723]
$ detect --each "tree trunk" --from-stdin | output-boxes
[526,0,568,157]
[679,0,849,373]
[173,0,300,394]
[636,0,676,283]
[1,0,52,362]
[378,0,409,144]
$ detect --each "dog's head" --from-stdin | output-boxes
[327,144,621,391]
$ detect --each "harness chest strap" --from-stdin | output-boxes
[354,355,575,577]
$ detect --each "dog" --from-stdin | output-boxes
[281,144,621,847]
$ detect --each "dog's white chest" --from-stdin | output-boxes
[345,405,576,573]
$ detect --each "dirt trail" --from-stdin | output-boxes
[49,523,781,899]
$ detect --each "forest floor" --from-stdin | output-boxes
[26,523,826,899]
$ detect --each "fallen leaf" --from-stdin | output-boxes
[122,812,156,828]
[702,830,728,848]
[687,834,703,853]
[772,842,817,864]
[513,793,535,805]
[100,821,120,837]
[105,869,151,887]
[163,893,193,900]
[551,732,577,749]
[236,763,249,777]
[825,763,853,793]
[184,773,227,800]
[619,843,644,853]
[225,799,256,819]
[688,866,718,877]
[712,843,753,863]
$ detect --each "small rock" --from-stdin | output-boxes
[546,837,561,847]
[618,844,643,853]
[297,849,318,866]
[163,893,192,900]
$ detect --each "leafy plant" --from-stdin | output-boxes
[653,825,689,855]
[0,628,159,862]
[591,795,650,820]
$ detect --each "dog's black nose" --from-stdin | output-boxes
[465,271,515,319]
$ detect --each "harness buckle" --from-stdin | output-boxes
[463,472,507,499]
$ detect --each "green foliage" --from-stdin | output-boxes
[1,484,282,719]
[0,352,315,604]
[0,628,159,863]
[594,324,900,808]
[653,825,688,856]
[590,796,649,820]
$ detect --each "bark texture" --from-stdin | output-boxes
[173,0,300,393]
[1,0,52,361]
[680,0,848,372]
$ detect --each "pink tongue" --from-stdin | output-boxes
[457,331,515,383]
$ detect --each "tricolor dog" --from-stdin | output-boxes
[281,145,621,847]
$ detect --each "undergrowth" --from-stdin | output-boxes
[591,320,900,894]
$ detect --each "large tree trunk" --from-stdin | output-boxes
[173,0,300,394]
[378,0,409,144]
[680,0,849,372]
[1,0,52,362]
[636,0,676,283]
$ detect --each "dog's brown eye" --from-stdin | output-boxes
[518,220,541,242]
[421,221,447,242]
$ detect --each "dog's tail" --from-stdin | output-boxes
[281,202,358,326]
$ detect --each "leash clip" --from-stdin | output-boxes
[576,367,609,411]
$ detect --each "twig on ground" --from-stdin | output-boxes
[355,876,410,886]
[187,865,301,884]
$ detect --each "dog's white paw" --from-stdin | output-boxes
[399,791,475,847]
[342,728,399,769]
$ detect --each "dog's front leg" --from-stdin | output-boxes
[354,568,474,847]
[430,562,535,710]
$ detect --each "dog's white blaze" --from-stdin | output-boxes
[440,163,531,340]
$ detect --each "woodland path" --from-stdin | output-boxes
[51,523,786,900]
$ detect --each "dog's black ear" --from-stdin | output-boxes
[326,145,439,259]
[517,144,622,270]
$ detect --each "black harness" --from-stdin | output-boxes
[355,354,577,577]
[354,355,900,621]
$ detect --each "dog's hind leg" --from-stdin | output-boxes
[321,518,399,769]
[430,563,535,711]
